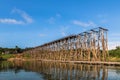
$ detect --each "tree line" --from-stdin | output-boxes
[0,46,33,54]
[109,46,120,58]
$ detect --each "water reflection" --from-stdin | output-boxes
[0,61,120,80]
[22,61,108,80]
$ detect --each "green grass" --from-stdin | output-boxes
[108,56,120,62]
[0,54,15,60]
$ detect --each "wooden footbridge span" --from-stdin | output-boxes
[24,27,109,62]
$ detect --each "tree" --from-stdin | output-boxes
[109,46,120,57]
[116,46,120,49]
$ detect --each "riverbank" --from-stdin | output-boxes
[0,54,15,61]
[6,57,120,66]
[7,57,36,62]
[108,57,120,62]
[1,54,120,66]
[40,59,120,66]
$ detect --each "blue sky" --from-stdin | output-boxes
[0,0,120,49]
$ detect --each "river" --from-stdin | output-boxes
[0,61,120,80]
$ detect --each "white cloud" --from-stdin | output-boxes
[60,26,69,36]
[0,8,33,24]
[61,31,67,36]
[61,26,68,31]
[0,18,24,24]
[100,19,108,23]
[12,8,33,23]
[39,34,46,37]
[48,17,55,24]
[111,33,120,37]
[47,13,61,24]
[56,13,61,18]
[97,14,108,24]
[72,20,96,27]
[97,14,107,18]
[108,41,120,50]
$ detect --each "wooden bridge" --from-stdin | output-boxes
[24,27,108,61]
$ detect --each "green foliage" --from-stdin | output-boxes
[0,46,24,54]
[109,46,120,58]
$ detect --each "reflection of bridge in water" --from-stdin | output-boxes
[1,61,120,80]
[13,61,108,80]
[24,27,108,61]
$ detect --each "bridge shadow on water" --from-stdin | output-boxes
[0,61,120,80]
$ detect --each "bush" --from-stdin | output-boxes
[109,47,120,58]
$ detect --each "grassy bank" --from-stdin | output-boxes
[0,54,15,60]
[108,57,120,62]
[0,53,31,61]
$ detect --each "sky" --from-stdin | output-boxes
[0,0,120,49]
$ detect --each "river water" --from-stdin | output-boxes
[0,61,120,80]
